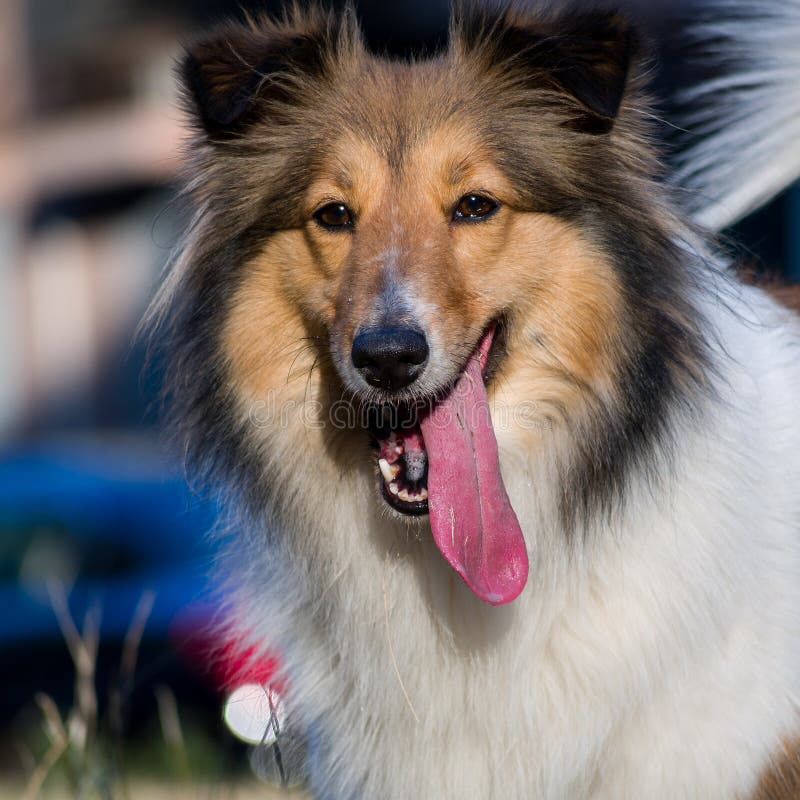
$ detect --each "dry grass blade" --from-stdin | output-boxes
[21,734,68,800]
[120,591,155,681]
[156,684,191,782]
[46,581,100,755]
[110,590,156,739]
[21,693,70,800]
[34,693,67,747]
[46,580,88,671]
[38,580,102,793]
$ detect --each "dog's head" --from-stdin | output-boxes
[167,4,702,603]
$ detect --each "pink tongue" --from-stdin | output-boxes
[419,330,528,605]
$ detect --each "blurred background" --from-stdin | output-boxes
[1,0,798,797]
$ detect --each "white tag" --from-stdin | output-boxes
[223,684,285,746]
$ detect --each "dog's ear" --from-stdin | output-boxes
[180,20,329,136]
[457,8,635,134]
[542,12,634,132]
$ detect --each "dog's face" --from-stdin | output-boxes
[304,125,515,403]
[171,6,701,602]
[296,116,621,401]
[183,10,633,396]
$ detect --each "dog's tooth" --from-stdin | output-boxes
[419,487,428,501]
[378,458,399,482]
[398,488,411,502]
[388,482,400,496]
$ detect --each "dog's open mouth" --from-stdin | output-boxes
[377,427,430,513]
[367,323,529,605]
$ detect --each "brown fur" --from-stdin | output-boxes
[739,267,800,315]
[203,23,641,426]
[222,116,625,441]
[157,1,708,533]
[752,739,800,800]
[767,285,800,315]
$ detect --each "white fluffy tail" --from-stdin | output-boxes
[668,0,800,232]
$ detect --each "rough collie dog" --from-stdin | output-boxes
[154,1,800,796]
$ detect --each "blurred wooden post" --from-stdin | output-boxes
[0,0,28,436]
[0,0,29,128]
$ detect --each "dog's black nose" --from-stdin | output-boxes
[351,327,429,391]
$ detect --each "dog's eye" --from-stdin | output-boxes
[453,194,499,222]
[313,202,354,231]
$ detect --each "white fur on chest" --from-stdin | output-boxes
[234,290,800,800]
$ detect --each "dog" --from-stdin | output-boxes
[153,2,800,796]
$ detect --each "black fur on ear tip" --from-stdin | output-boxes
[180,49,252,133]
[459,5,638,135]
[556,10,637,127]
[178,32,264,136]
[178,22,330,138]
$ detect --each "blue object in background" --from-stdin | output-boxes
[0,436,220,647]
